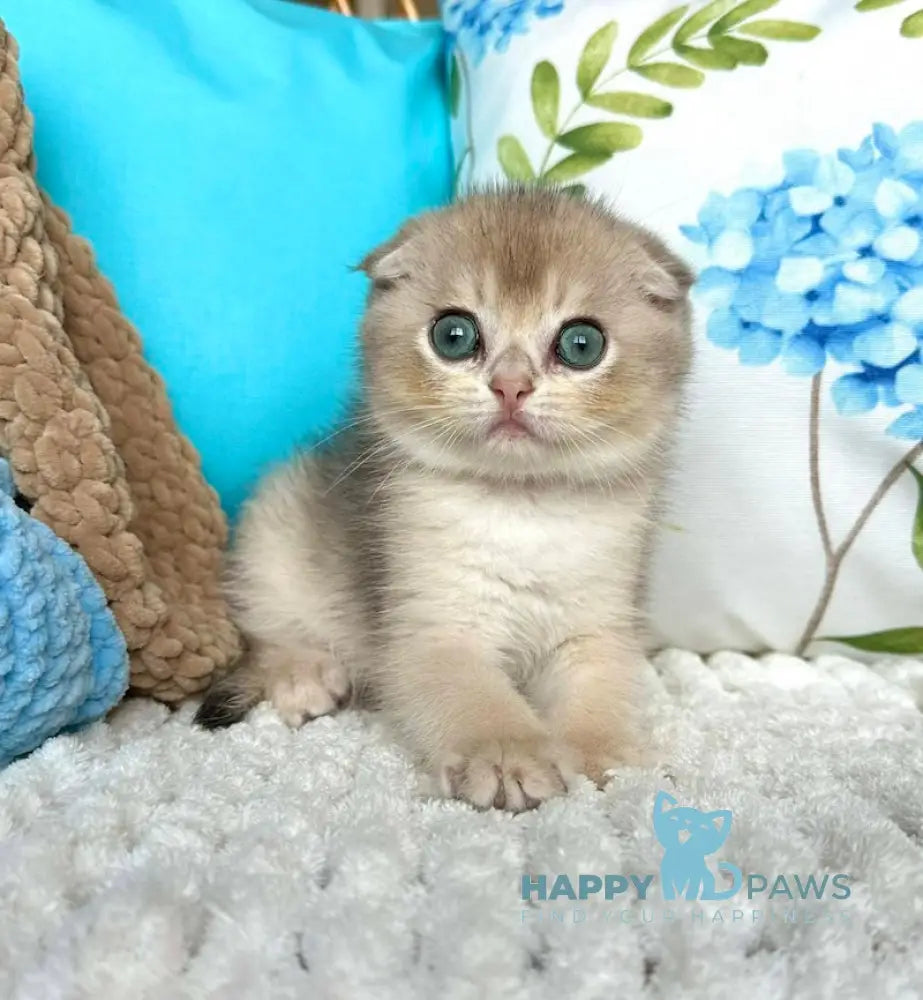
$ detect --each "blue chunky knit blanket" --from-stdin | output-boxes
[0,459,128,766]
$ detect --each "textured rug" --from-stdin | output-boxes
[2,649,922,1000]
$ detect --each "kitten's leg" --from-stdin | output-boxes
[535,632,644,787]
[195,455,359,730]
[260,645,350,726]
[380,629,567,812]
[196,641,350,729]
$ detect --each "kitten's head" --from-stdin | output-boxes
[653,791,731,855]
[358,187,693,484]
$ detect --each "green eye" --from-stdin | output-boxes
[555,321,606,369]
[431,313,480,361]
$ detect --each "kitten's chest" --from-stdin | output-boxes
[388,477,645,635]
[453,496,614,588]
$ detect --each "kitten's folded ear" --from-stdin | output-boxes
[357,222,419,285]
[635,230,694,307]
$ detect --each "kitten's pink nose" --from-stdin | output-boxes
[490,374,534,415]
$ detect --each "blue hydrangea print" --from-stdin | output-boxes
[685,121,923,655]
[444,0,565,64]
[685,121,923,440]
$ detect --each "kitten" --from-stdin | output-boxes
[196,187,693,812]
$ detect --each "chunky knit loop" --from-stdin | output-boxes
[0,21,240,701]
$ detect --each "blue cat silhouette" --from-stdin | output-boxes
[653,791,742,901]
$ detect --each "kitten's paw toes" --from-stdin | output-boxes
[267,652,350,727]
[566,736,638,788]
[438,737,568,812]
[579,753,620,789]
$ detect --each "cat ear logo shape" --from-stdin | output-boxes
[653,791,743,901]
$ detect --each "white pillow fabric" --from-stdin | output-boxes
[443,0,923,656]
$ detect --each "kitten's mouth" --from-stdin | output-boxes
[487,416,537,441]
[678,829,691,845]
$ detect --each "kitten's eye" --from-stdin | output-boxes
[431,313,480,361]
[555,321,606,369]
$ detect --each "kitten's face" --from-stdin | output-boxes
[359,190,693,484]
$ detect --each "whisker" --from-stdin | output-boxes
[324,440,400,496]
[307,404,450,451]
[559,422,647,501]
[327,412,460,496]
[366,416,459,503]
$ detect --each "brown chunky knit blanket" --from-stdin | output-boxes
[0,22,240,701]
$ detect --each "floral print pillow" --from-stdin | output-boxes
[443,0,923,656]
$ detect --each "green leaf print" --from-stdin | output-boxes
[825,627,923,654]
[902,10,923,35]
[497,136,535,181]
[482,0,827,190]
[673,43,738,69]
[627,6,689,66]
[531,61,560,139]
[542,152,612,183]
[711,35,768,64]
[586,91,673,118]
[737,19,821,40]
[633,62,706,87]
[709,0,780,34]
[855,0,907,10]
[854,0,923,38]
[577,22,618,97]
[674,0,738,44]
[558,122,642,155]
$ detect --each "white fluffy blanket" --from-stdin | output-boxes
[2,650,922,999]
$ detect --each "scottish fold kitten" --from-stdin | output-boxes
[197,188,692,812]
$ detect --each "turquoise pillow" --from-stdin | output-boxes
[5,0,451,516]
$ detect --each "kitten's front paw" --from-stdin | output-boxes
[267,650,350,727]
[437,737,568,812]
[566,734,640,788]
